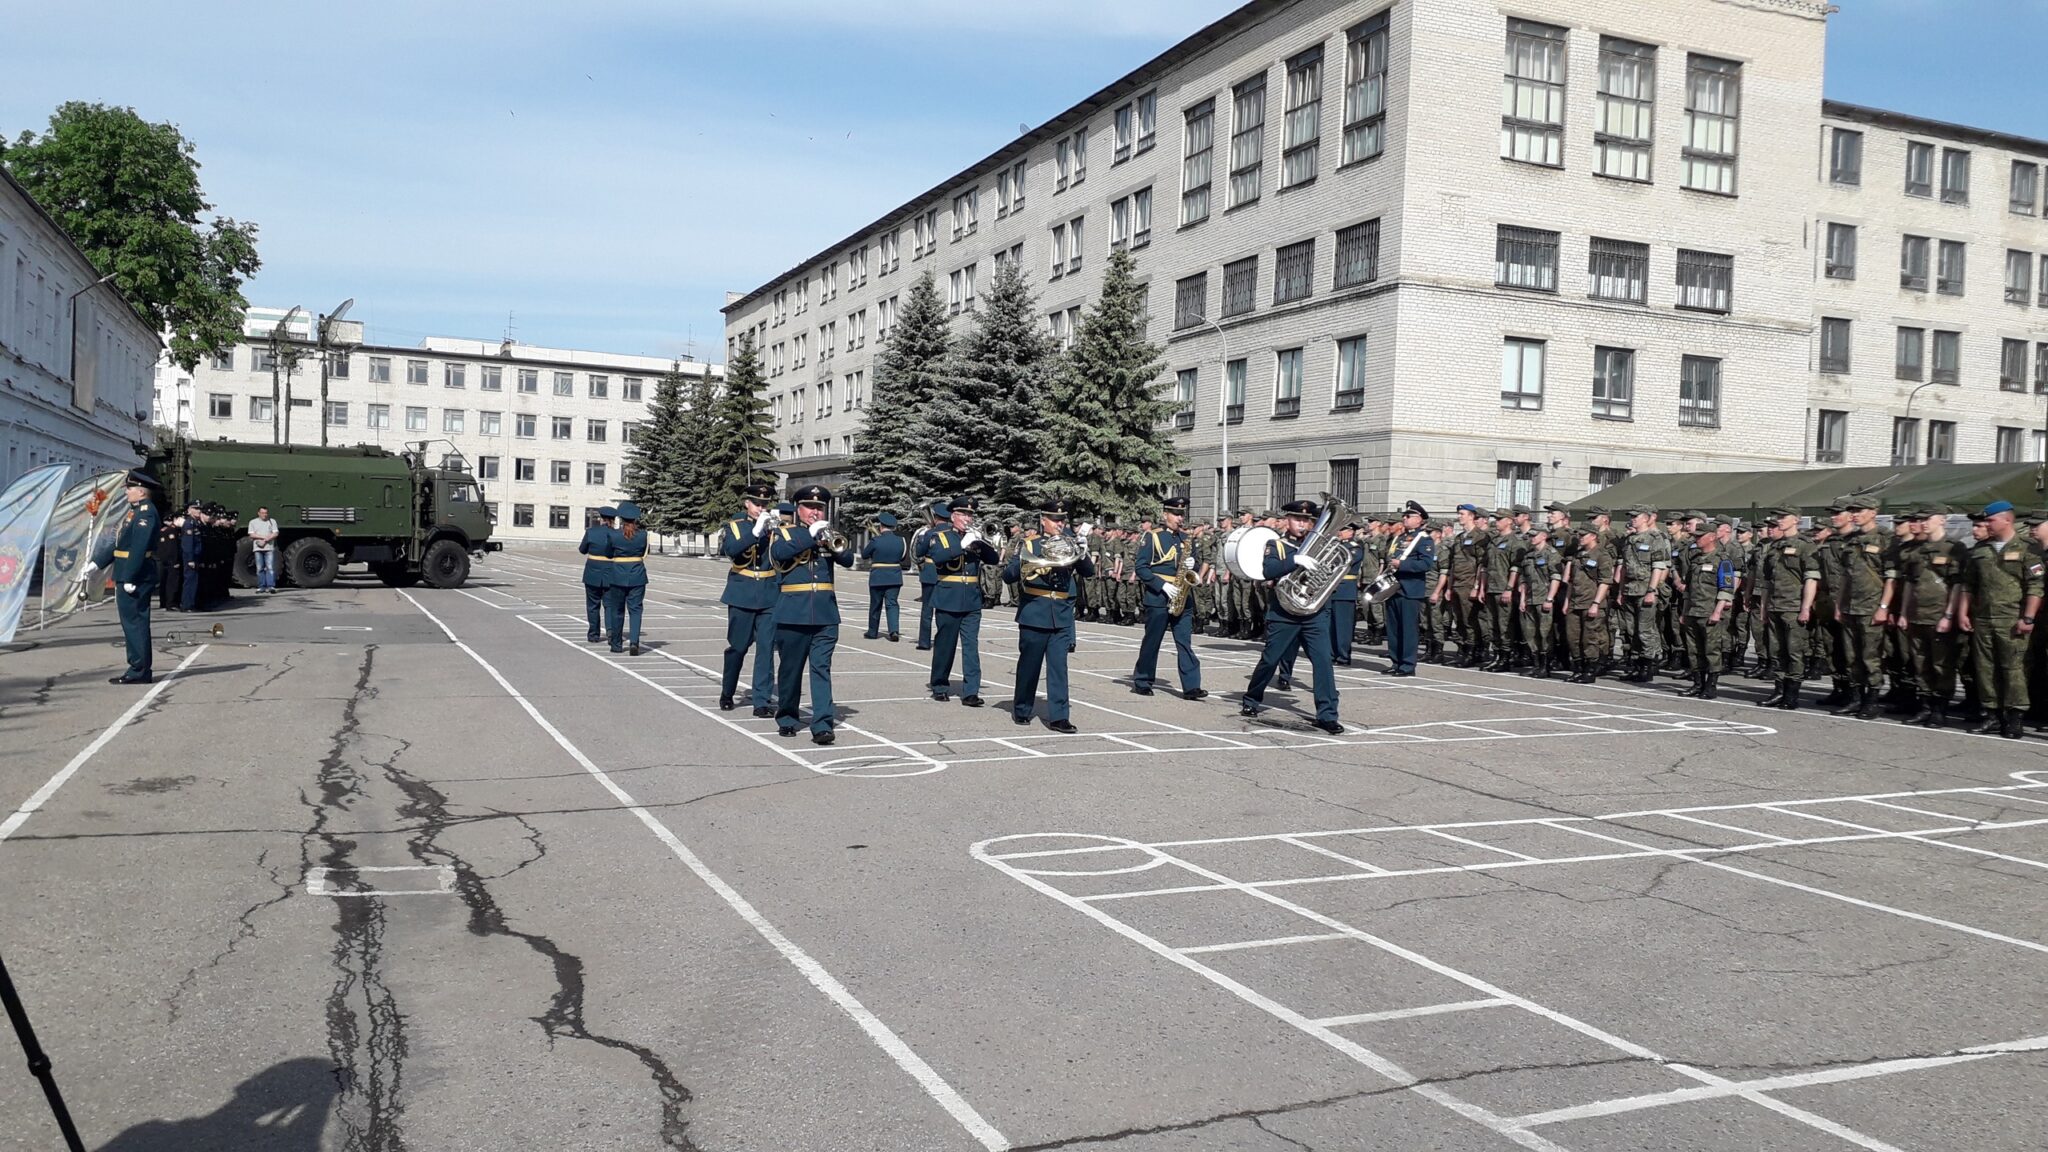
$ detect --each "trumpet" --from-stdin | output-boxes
[812,522,848,554]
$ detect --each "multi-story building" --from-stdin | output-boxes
[158,313,722,543]
[725,0,2047,517]
[1,169,160,490]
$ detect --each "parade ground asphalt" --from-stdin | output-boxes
[1,547,2044,1152]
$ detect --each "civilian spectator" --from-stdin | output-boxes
[248,506,279,594]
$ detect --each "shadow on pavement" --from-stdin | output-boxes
[95,1057,337,1152]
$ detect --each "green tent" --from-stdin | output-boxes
[1569,462,2047,522]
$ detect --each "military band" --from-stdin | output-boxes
[923,497,999,707]
[769,485,853,744]
[1130,496,1206,701]
[860,510,907,641]
[719,480,782,716]
[1004,498,1092,732]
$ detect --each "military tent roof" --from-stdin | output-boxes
[1567,463,2046,521]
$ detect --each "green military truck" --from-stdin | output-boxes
[148,438,499,589]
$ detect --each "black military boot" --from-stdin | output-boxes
[1703,672,1720,700]
[1902,693,1933,725]
[2003,710,2027,739]
[1759,679,1787,707]
[1818,679,1852,707]
[1678,671,1706,698]
[1885,688,1919,716]
[1532,655,1552,680]
[1777,680,1802,711]
[1854,687,1881,720]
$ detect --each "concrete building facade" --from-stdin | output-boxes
[0,169,160,491]
[162,316,722,544]
[723,0,2042,517]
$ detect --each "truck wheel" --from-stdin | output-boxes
[232,538,258,589]
[420,539,471,589]
[372,563,420,588]
[285,537,340,589]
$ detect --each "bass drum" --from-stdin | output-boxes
[1222,524,1280,582]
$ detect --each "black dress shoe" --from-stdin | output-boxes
[753,706,776,718]
[1067,645,1076,654]
[916,644,933,651]
[812,730,835,746]
[110,675,153,684]
[1013,714,1033,725]
[629,645,641,656]
[1132,685,1154,696]
[931,691,951,702]
[863,632,880,639]
[719,696,736,711]
[587,634,601,643]
[961,695,985,708]
[778,726,798,738]
[1184,689,1209,701]
[1240,700,1262,718]
[1314,719,1346,735]
[1276,676,1292,691]
[609,646,624,654]
[888,633,900,643]
[1048,720,1077,734]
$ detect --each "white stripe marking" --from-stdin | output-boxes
[1179,932,1352,955]
[1280,835,1390,875]
[1312,999,1511,1028]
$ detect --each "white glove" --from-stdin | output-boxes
[1292,553,1324,577]
[753,511,776,535]
[807,520,829,542]
[1076,523,1093,541]
[81,561,99,579]
[122,583,137,594]
[962,529,985,551]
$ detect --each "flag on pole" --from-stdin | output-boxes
[40,470,129,622]
[0,464,73,645]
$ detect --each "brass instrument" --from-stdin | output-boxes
[1364,530,1422,605]
[1020,532,1085,581]
[812,522,848,554]
[1225,495,1355,616]
[1165,548,1198,618]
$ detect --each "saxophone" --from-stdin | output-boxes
[1166,547,1198,618]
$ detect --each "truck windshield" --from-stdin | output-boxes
[448,483,477,504]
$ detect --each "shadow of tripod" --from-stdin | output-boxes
[2,947,86,1151]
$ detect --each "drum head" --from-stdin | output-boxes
[1222,525,1280,582]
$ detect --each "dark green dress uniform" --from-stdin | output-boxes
[1241,500,1343,733]
[924,498,1000,705]
[1331,534,1365,665]
[579,506,616,642]
[1758,513,1822,710]
[92,474,162,683]
[1131,499,1204,698]
[1384,504,1435,676]
[719,481,782,714]
[913,502,948,649]
[860,512,908,639]
[770,486,855,743]
[1004,501,1095,730]
[603,503,649,654]
[1445,510,1490,665]
[1962,503,2045,737]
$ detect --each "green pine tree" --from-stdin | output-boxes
[695,333,774,532]
[624,365,690,534]
[675,367,719,532]
[840,271,953,525]
[933,260,1055,518]
[1040,246,1181,522]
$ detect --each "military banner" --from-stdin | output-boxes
[0,464,74,645]
[40,470,129,623]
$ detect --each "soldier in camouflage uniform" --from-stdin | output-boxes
[1757,508,1822,710]
[1812,503,1851,705]
[1517,526,1562,679]
[1896,506,1966,727]
[1564,525,1614,685]
[1483,508,1526,671]
[1743,520,1775,678]
[1617,507,1672,682]
[1674,525,1736,699]
[1714,519,1749,674]
[1958,501,2044,738]
[1832,497,1896,719]
[1438,505,1490,667]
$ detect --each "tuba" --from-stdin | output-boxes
[1226,495,1355,616]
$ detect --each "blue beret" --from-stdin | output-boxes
[1984,500,2015,517]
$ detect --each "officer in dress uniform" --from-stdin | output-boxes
[913,501,948,650]
[1240,499,1344,734]
[1004,498,1095,733]
[85,471,163,684]
[923,497,1001,707]
[769,485,854,744]
[1383,502,1435,677]
[718,480,781,715]
[860,511,908,640]
[1130,496,1207,700]
[579,506,616,642]
[604,502,649,655]
[1331,518,1367,666]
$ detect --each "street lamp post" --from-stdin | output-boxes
[1901,379,1941,466]
[1195,315,1231,521]
[64,271,119,400]
[316,299,355,447]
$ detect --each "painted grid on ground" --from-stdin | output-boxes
[974,773,2048,1151]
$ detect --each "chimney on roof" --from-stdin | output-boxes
[499,337,514,357]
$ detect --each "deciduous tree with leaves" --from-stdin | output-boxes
[840,271,955,525]
[695,334,774,532]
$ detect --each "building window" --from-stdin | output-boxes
[1497,226,1560,292]
[551,460,571,484]
[476,456,499,481]
[1221,257,1257,318]
[1114,101,1136,163]
[1334,219,1380,289]
[1996,426,2027,463]
[1173,369,1197,430]
[585,419,607,443]
[1814,410,1847,464]
[553,372,573,397]
[1281,47,1323,189]
[251,397,274,423]
[1070,128,1087,185]
[251,347,278,373]
[1678,356,1721,428]
[1135,91,1156,154]
[479,410,501,436]
[1681,55,1740,194]
[1110,198,1132,251]
[367,403,390,429]
[208,393,232,419]
[1342,14,1390,165]
[367,356,390,383]
[1502,19,1566,166]
[1174,272,1208,331]
[1675,249,1733,313]
[1327,459,1359,508]
[210,350,234,372]
[1933,330,1961,384]
[549,506,571,530]
[1229,74,1266,208]
[2002,338,2029,392]
[1049,222,1067,278]
[1182,99,1215,226]
[1896,327,1925,381]
[586,462,607,486]
[552,416,573,440]
[1267,462,1297,508]
[1595,37,1656,181]
[513,504,535,528]
[518,368,538,393]
[1812,319,1858,381]
[514,457,536,482]
[1589,466,1631,492]
[622,376,643,402]
[1941,147,1971,203]
[1825,223,1857,280]
[444,363,465,389]
[515,413,536,438]
[587,374,608,399]
[1829,127,1863,186]
[1334,335,1367,411]
[1273,348,1303,417]
[2006,250,2033,305]
[1066,216,1084,273]
[406,359,429,385]
[952,188,978,239]
[2040,261,2048,308]
[2039,343,2048,393]
[328,352,350,379]
[2012,161,2040,215]
[1501,338,1545,410]
[475,365,499,391]
[1274,240,1314,304]
[1927,420,1956,464]
[1905,141,1934,197]
[1225,358,1246,424]
[1937,240,1966,295]
[440,409,462,434]
[1496,461,1541,509]
[1592,346,1633,420]
[405,406,428,432]
[1588,237,1648,304]
[1900,235,1930,291]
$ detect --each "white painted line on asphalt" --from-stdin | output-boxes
[322,626,375,632]
[1765,805,2048,872]
[454,587,521,610]
[1312,999,1511,1028]
[306,865,455,896]
[1422,828,1541,861]
[1279,835,1390,875]
[1662,813,1796,843]
[1178,932,1352,955]
[0,646,208,845]
[398,590,1009,1150]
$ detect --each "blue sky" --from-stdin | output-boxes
[4,0,2042,363]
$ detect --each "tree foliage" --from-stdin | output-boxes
[695,334,774,532]
[1039,247,1180,523]
[3,102,261,371]
[623,364,692,535]
[840,271,954,526]
[931,260,1055,523]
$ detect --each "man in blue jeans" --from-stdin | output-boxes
[247,506,280,594]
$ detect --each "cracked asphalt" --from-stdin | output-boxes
[1,548,2043,1152]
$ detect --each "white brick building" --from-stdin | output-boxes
[1,169,160,490]
[722,0,2044,516]
[160,315,722,544]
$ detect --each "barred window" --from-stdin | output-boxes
[1328,459,1359,507]
[1174,272,1208,331]
[1269,463,1297,506]
[2002,338,2029,392]
[1829,128,1863,186]
[1592,346,1633,420]
[1588,237,1648,303]
[1681,55,1740,195]
[1334,219,1380,288]
[1595,38,1655,181]
[1896,327,1925,381]
[1281,47,1323,189]
[1900,235,1929,291]
[1182,100,1215,226]
[1678,356,1722,428]
[1937,240,1966,296]
[2006,250,2033,305]
[1342,15,1390,164]
[1819,317,1852,375]
[1334,335,1367,410]
[1932,330,1960,384]
[1222,257,1258,318]
[1229,75,1267,208]
[1501,338,1545,410]
[1825,223,1857,280]
[1904,141,1934,197]
[1274,240,1314,304]
[1502,19,1566,166]
[1496,226,1560,292]
[1675,249,1733,313]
